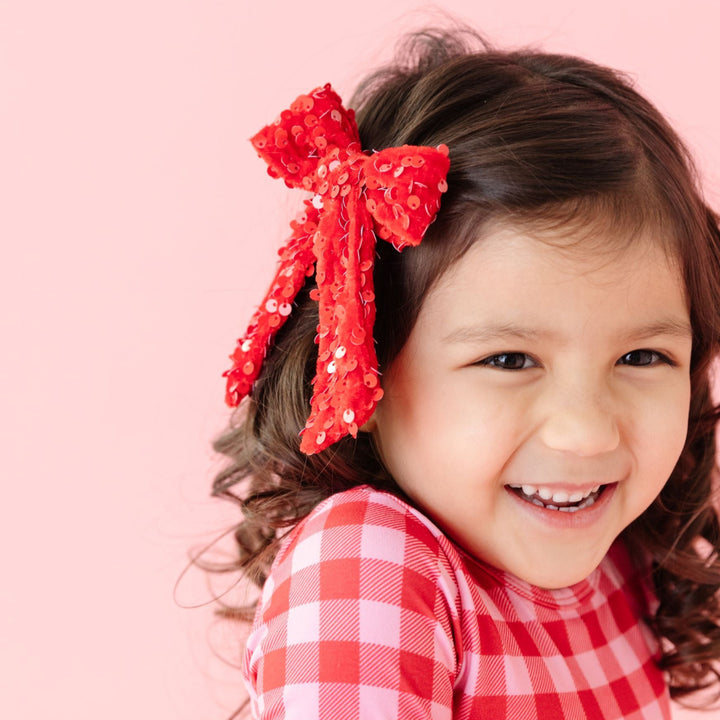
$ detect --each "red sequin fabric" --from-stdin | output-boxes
[223,84,450,453]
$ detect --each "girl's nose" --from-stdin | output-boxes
[537,385,620,457]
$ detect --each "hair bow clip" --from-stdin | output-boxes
[223,83,450,454]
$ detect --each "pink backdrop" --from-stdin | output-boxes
[3,1,719,718]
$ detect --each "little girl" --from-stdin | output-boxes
[212,27,720,719]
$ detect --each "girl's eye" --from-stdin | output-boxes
[617,349,671,367]
[478,353,537,370]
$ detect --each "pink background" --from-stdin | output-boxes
[3,1,719,718]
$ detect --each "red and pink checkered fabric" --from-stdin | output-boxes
[243,486,670,719]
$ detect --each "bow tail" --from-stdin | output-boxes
[301,191,383,453]
[223,201,319,406]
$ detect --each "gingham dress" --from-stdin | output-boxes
[243,485,670,719]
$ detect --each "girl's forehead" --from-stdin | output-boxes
[428,219,688,313]
[447,216,682,280]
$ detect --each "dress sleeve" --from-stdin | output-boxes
[242,488,461,719]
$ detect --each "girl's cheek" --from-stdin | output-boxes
[629,380,690,463]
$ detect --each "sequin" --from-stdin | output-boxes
[274,128,288,148]
[335,346,347,358]
[243,361,254,375]
[363,373,378,388]
[300,95,315,112]
[343,409,355,423]
[279,302,292,316]
[265,299,278,312]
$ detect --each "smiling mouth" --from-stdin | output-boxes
[506,484,610,512]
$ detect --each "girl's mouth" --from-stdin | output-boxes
[505,483,610,512]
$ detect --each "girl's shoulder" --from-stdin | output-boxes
[245,490,466,716]
[257,485,465,625]
[272,484,453,576]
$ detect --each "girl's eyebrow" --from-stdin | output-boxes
[624,319,693,342]
[442,319,693,344]
[442,323,547,344]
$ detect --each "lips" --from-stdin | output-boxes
[506,483,607,512]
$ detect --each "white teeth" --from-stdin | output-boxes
[512,485,598,501]
[507,482,605,511]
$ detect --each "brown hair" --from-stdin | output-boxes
[210,27,720,703]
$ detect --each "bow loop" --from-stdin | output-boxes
[251,84,361,191]
[363,144,450,249]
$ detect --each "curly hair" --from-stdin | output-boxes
[209,27,720,704]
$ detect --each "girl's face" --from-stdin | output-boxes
[371,221,692,589]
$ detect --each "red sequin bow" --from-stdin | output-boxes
[223,83,450,454]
